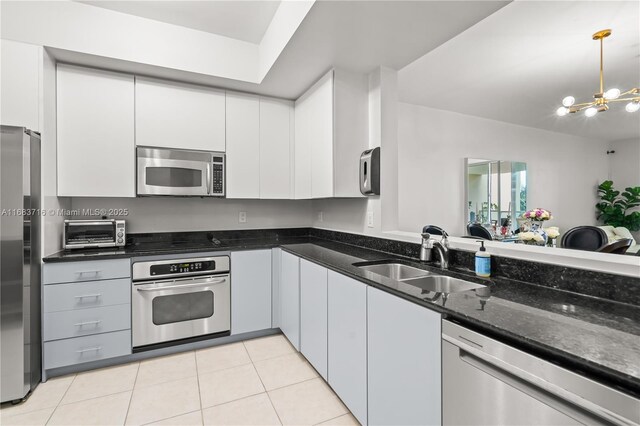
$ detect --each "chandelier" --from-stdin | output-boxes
[556,29,639,117]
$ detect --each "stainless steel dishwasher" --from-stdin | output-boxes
[442,320,640,426]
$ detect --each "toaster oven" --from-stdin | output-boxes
[63,219,126,249]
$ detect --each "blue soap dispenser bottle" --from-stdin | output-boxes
[475,240,491,278]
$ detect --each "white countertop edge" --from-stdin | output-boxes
[312,227,639,278]
[382,230,640,278]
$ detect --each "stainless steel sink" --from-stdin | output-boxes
[355,262,432,281]
[403,275,486,294]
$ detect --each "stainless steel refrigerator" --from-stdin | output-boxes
[1,125,41,403]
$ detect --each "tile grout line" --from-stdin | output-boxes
[123,361,141,425]
[249,357,284,426]
[193,350,205,426]
[45,373,77,425]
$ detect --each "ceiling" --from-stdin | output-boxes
[56,1,510,99]
[78,1,281,43]
[398,1,640,142]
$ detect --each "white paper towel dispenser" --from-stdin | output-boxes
[360,147,380,195]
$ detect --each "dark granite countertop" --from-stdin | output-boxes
[279,241,640,396]
[43,231,640,395]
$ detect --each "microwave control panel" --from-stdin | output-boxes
[211,155,225,196]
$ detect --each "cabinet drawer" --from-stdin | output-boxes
[43,304,131,341]
[44,330,131,370]
[43,259,130,284]
[44,278,130,312]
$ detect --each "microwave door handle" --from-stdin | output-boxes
[206,162,212,195]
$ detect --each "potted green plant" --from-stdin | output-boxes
[596,181,640,232]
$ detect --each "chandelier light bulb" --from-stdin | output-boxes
[556,107,569,116]
[604,88,621,100]
[585,107,598,117]
[562,96,575,107]
[626,101,640,113]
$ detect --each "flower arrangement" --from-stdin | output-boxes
[518,231,545,245]
[544,226,560,240]
[523,208,553,221]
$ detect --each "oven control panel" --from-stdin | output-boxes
[151,260,215,276]
[132,256,230,281]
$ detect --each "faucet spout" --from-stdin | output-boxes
[433,240,450,269]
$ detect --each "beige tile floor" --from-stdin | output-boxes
[0,335,359,426]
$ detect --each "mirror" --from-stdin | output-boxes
[465,158,526,238]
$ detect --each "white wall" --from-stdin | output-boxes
[397,103,610,236]
[69,198,313,234]
[608,138,640,191]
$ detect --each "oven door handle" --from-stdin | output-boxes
[135,277,227,292]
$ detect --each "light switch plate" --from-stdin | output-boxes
[367,211,374,228]
[239,211,247,223]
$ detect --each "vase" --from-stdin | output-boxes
[529,221,548,246]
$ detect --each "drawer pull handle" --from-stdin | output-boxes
[76,346,102,354]
[74,294,102,299]
[75,270,101,276]
[74,320,101,327]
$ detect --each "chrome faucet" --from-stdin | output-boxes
[420,226,450,269]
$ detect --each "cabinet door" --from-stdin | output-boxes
[135,77,225,152]
[57,64,135,197]
[293,93,312,199]
[294,70,334,199]
[231,250,272,335]
[226,92,260,198]
[300,259,328,379]
[327,270,367,425]
[1,40,40,131]
[368,286,441,426]
[260,97,293,199]
[280,251,300,350]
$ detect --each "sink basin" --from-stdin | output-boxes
[403,275,486,294]
[354,261,432,281]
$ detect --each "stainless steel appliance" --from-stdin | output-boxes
[1,126,41,403]
[442,320,640,425]
[132,256,230,349]
[63,219,126,249]
[137,147,225,197]
[359,147,380,195]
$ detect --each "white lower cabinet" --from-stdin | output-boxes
[42,259,132,371]
[327,270,368,425]
[367,286,442,426]
[300,259,328,379]
[280,251,301,350]
[231,250,272,335]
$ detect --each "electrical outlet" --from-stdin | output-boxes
[367,211,374,228]
[238,211,247,223]
[318,211,324,222]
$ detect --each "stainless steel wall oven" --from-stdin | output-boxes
[132,256,230,349]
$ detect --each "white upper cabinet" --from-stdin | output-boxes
[57,64,135,197]
[260,97,293,199]
[226,92,260,199]
[1,39,41,131]
[294,69,368,199]
[135,77,225,152]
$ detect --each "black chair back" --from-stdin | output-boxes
[560,226,608,251]
[467,224,492,241]
[597,238,633,255]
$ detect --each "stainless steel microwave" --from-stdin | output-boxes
[136,147,225,197]
[63,219,126,249]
